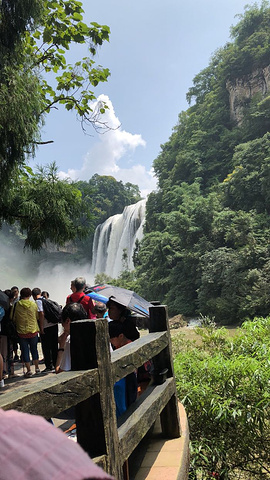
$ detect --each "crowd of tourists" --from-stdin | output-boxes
[0,277,152,479]
[0,277,146,418]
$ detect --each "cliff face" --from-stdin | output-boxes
[45,241,78,254]
[226,65,270,124]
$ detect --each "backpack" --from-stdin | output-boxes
[41,298,62,324]
[68,294,86,304]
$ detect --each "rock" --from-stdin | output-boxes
[226,65,270,124]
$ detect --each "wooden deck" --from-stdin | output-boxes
[0,307,190,479]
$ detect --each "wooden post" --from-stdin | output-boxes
[70,319,97,370]
[71,319,123,479]
[149,305,181,438]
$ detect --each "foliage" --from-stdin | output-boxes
[74,175,141,259]
[3,163,92,250]
[135,2,270,323]
[0,1,110,249]
[222,133,270,214]
[76,174,141,225]
[174,317,270,479]
[227,1,270,78]
[31,1,110,123]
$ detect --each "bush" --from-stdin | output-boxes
[174,317,270,479]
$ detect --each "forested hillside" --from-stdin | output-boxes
[0,172,141,262]
[135,3,270,324]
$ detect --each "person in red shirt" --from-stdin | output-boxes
[66,277,95,319]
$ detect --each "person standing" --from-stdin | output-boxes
[12,288,40,377]
[66,277,95,319]
[32,288,58,373]
[108,321,138,418]
[1,290,18,378]
[10,286,20,362]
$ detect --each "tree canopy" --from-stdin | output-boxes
[135,2,270,324]
[0,0,111,249]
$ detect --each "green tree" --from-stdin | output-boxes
[0,1,110,249]
[76,174,141,226]
[174,317,270,479]
[136,2,270,323]
[222,133,270,214]
[4,163,92,250]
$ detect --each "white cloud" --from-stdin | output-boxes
[58,94,157,196]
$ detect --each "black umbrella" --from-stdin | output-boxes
[0,290,9,311]
[89,284,151,317]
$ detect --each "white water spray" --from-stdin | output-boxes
[0,200,146,303]
[91,199,146,278]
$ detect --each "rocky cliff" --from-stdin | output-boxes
[226,65,270,124]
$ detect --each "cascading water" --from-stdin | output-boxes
[91,199,146,279]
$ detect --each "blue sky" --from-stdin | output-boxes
[33,0,251,197]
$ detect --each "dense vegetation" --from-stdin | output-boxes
[0,1,111,249]
[74,174,141,259]
[1,171,141,261]
[134,2,270,324]
[173,317,270,479]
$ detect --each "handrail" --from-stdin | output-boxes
[0,305,186,479]
[0,369,99,416]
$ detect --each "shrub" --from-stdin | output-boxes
[174,317,270,479]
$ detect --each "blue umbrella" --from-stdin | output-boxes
[89,284,151,317]
[86,291,108,304]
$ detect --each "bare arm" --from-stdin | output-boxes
[55,331,69,373]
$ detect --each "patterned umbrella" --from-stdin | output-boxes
[88,284,151,317]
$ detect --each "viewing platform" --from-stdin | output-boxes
[0,305,189,479]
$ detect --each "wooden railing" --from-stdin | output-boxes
[0,305,188,479]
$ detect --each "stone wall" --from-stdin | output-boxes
[226,65,270,124]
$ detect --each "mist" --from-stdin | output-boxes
[0,199,146,304]
[0,240,94,305]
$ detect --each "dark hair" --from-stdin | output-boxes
[62,303,87,323]
[32,287,41,298]
[41,291,49,299]
[94,302,107,314]
[107,297,126,312]
[20,287,32,299]
[109,319,140,341]
[11,286,19,292]
[108,321,124,338]
[4,289,13,299]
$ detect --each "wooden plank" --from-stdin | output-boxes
[118,378,176,461]
[71,319,123,479]
[70,319,97,370]
[149,305,181,438]
[149,305,173,377]
[0,369,99,417]
[71,320,107,461]
[93,455,108,471]
[95,319,123,480]
[111,331,168,383]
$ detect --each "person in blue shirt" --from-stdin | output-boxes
[108,320,138,418]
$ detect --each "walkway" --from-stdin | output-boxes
[130,403,189,480]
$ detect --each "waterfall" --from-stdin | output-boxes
[91,199,146,279]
